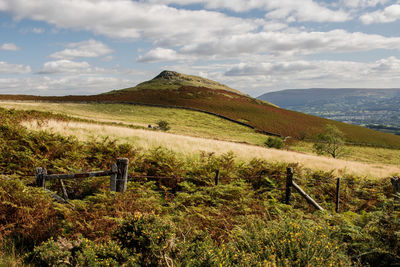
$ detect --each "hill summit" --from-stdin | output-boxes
[153,70,183,80]
[128,70,245,95]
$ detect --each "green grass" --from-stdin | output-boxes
[0,101,267,145]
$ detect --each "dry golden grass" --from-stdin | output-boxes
[22,119,400,179]
[0,101,267,145]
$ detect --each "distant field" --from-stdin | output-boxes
[0,101,267,145]
[21,119,400,178]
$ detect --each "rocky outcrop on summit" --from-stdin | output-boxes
[154,70,181,80]
[142,70,246,95]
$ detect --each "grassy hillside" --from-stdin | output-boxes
[3,101,400,170]
[0,101,267,145]
[1,71,400,148]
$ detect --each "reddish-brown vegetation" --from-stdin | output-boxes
[1,85,400,148]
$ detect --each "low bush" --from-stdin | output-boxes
[156,120,171,131]
[0,177,62,250]
[25,237,138,266]
[264,136,284,149]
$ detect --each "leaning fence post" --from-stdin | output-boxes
[116,158,129,193]
[285,167,293,205]
[110,163,118,192]
[292,181,324,211]
[215,170,220,186]
[60,179,69,200]
[36,167,47,189]
[336,178,341,213]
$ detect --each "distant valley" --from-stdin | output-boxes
[258,88,400,135]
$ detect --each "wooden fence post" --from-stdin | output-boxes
[110,163,118,192]
[292,182,324,211]
[336,178,340,213]
[36,167,47,189]
[285,167,293,205]
[116,158,129,193]
[60,179,69,200]
[391,177,400,199]
[215,170,220,186]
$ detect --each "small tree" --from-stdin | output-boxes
[313,124,346,158]
[157,120,171,131]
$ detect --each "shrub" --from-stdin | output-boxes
[25,237,137,266]
[113,214,176,266]
[0,177,62,250]
[264,136,284,149]
[226,216,351,266]
[156,120,170,131]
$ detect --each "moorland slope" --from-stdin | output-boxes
[1,71,400,148]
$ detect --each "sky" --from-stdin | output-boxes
[1,0,400,96]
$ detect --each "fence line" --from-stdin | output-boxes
[2,157,397,212]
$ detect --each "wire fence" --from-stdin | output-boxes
[1,163,397,212]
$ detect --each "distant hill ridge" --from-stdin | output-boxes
[1,73,400,148]
[257,88,400,135]
[258,88,400,107]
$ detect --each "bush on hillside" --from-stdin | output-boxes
[156,120,170,131]
[264,136,284,149]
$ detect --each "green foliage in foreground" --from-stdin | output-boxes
[1,108,400,266]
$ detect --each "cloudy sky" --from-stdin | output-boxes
[1,0,400,96]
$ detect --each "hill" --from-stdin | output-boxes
[1,72,400,148]
[258,88,400,135]
[110,70,246,96]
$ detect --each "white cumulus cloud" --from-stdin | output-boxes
[39,60,92,74]
[0,61,31,74]
[137,48,188,63]
[0,0,257,46]
[340,0,390,9]
[179,30,400,58]
[147,0,350,22]
[0,43,20,51]
[360,4,400,24]
[50,39,113,60]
